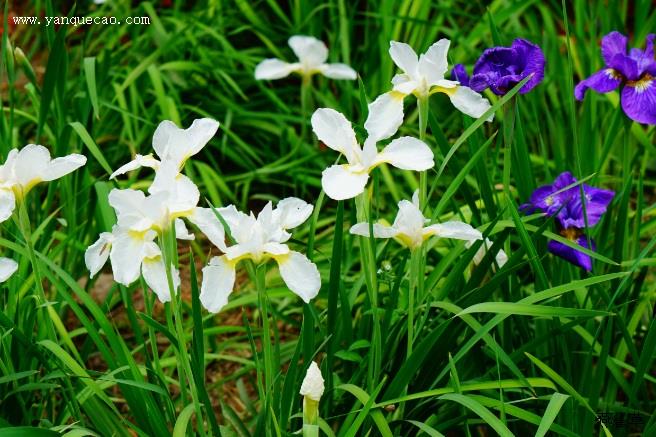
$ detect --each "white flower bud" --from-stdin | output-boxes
[300,362,324,402]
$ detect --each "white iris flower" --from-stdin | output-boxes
[350,191,482,250]
[311,108,434,200]
[255,35,357,81]
[200,198,320,313]
[365,40,492,142]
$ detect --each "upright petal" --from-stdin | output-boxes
[418,39,450,85]
[321,165,369,200]
[0,188,16,223]
[274,197,313,230]
[621,78,656,124]
[142,246,179,303]
[389,41,419,77]
[320,63,357,80]
[152,118,220,169]
[349,222,399,239]
[574,69,622,101]
[375,137,434,171]
[364,92,405,142]
[0,258,18,283]
[110,154,160,179]
[288,36,328,67]
[85,232,115,278]
[175,219,195,240]
[200,255,236,313]
[11,145,52,190]
[276,251,320,303]
[424,221,482,241]
[187,207,226,251]
[311,108,359,161]
[448,86,493,120]
[255,59,297,80]
[150,170,200,216]
[601,31,628,65]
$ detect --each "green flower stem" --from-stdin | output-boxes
[355,192,381,392]
[255,263,275,418]
[302,398,320,437]
[300,74,313,145]
[161,228,207,437]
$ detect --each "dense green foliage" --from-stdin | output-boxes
[0,0,654,436]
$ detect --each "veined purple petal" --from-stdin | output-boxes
[548,235,595,271]
[621,76,656,124]
[601,31,628,65]
[609,53,640,80]
[574,68,622,100]
[525,171,578,216]
[510,38,546,93]
[557,185,615,228]
[469,72,498,93]
[451,64,470,86]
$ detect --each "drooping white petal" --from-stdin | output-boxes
[0,188,16,223]
[41,154,87,182]
[447,86,493,121]
[288,36,328,67]
[274,197,313,230]
[0,258,18,283]
[391,75,419,95]
[389,41,419,77]
[424,221,482,241]
[349,222,399,239]
[364,92,405,143]
[175,219,195,240]
[418,39,450,85]
[85,232,115,278]
[300,361,324,401]
[255,59,298,80]
[466,238,508,268]
[311,108,359,161]
[141,244,178,303]
[276,251,320,303]
[152,118,220,169]
[200,255,236,313]
[187,207,226,250]
[109,231,149,286]
[321,165,369,200]
[375,136,434,171]
[110,154,160,179]
[320,63,357,80]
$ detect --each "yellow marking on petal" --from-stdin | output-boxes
[627,73,654,93]
[560,227,582,241]
[389,90,407,100]
[604,68,623,80]
[429,85,457,96]
[545,196,554,206]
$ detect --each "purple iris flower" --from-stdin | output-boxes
[523,172,614,271]
[575,31,656,124]
[451,38,545,95]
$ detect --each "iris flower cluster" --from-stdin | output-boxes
[521,172,614,271]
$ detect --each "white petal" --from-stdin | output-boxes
[349,222,398,239]
[200,256,236,313]
[152,118,220,169]
[321,165,369,200]
[364,92,405,142]
[424,221,482,241]
[0,258,18,283]
[11,144,50,188]
[142,249,178,303]
[263,242,291,256]
[466,238,508,268]
[0,188,16,223]
[85,232,114,278]
[41,154,87,182]
[288,35,328,67]
[109,231,149,285]
[276,251,320,303]
[216,204,249,232]
[300,362,324,401]
[391,77,419,94]
[110,154,160,179]
[448,86,493,121]
[187,207,226,251]
[392,199,426,235]
[150,170,200,216]
[375,137,434,171]
[108,189,153,229]
[320,63,357,80]
[255,58,297,80]
[175,219,195,240]
[389,41,418,77]
[418,39,450,85]
[274,197,313,229]
[311,108,359,160]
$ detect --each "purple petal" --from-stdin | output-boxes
[451,64,470,86]
[609,53,639,80]
[469,72,498,93]
[621,76,656,124]
[645,34,656,59]
[548,236,595,271]
[473,47,517,75]
[601,31,628,65]
[558,185,615,228]
[510,38,546,93]
[574,68,622,100]
[552,171,578,191]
